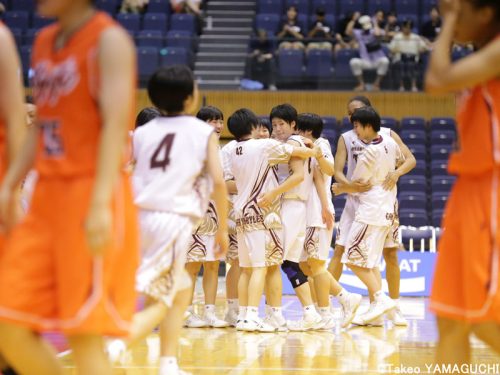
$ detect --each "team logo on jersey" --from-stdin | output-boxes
[32,58,80,107]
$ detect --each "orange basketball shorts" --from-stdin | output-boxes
[430,172,500,323]
[0,173,139,336]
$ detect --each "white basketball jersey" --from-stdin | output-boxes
[221,140,238,234]
[306,137,335,228]
[276,134,314,201]
[342,127,392,180]
[351,135,403,226]
[229,138,293,232]
[132,115,214,220]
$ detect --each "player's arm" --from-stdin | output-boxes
[85,27,135,254]
[425,0,500,94]
[316,149,334,176]
[382,131,416,190]
[225,180,237,195]
[313,167,334,230]
[206,132,229,256]
[332,136,370,195]
[351,148,374,185]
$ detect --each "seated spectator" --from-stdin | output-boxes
[120,0,149,13]
[246,29,277,90]
[277,6,305,50]
[372,9,386,29]
[389,19,428,92]
[306,8,334,53]
[348,15,389,91]
[384,11,400,43]
[334,11,360,54]
[420,6,441,44]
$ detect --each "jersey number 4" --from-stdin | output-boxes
[150,134,176,171]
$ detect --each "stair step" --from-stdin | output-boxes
[203,27,253,36]
[207,3,256,12]
[200,34,249,41]
[195,61,245,68]
[195,71,243,81]
[198,80,241,90]
[204,17,254,28]
[198,44,248,53]
[206,10,255,18]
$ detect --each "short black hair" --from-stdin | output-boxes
[297,113,323,139]
[351,107,381,132]
[402,19,413,29]
[270,103,297,125]
[135,107,161,128]
[348,95,372,107]
[227,108,259,140]
[196,106,223,122]
[258,118,272,134]
[147,65,194,114]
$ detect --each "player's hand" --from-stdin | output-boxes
[257,191,276,208]
[313,145,323,159]
[352,181,371,193]
[439,0,460,19]
[84,202,112,256]
[214,229,229,258]
[322,207,334,231]
[301,137,314,148]
[0,184,21,233]
[382,171,400,191]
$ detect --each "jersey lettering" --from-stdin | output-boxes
[40,120,64,157]
[150,133,175,171]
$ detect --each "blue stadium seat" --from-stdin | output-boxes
[399,175,426,193]
[430,129,456,146]
[285,0,309,15]
[399,209,429,227]
[322,128,337,145]
[160,47,191,67]
[368,0,392,14]
[401,227,434,250]
[399,191,427,210]
[170,13,196,33]
[430,117,456,132]
[395,0,418,17]
[19,45,32,80]
[381,117,398,132]
[95,0,119,13]
[143,13,168,33]
[452,46,472,61]
[32,15,54,29]
[431,176,456,193]
[431,192,449,211]
[258,0,283,14]
[311,0,335,15]
[407,144,426,161]
[400,117,426,131]
[432,209,445,227]
[116,13,141,33]
[255,13,281,34]
[137,46,159,82]
[9,28,22,47]
[401,129,426,146]
[277,49,304,78]
[334,48,357,78]
[4,11,30,30]
[338,0,366,15]
[308,14,335,29]
[322,116,337,130]
[406,159,427,176]
[11,0,34,10]
[23,28,39,45]
[147,0,171,14]
[166,30,193,50]
[430,144,453,162]
[137,30,164,48]
[333,195,347,214]
[306,49,333,78]
[422,0,439,14]
[339,116,352,133]
[430,160,448,177]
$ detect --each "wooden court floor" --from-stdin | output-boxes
[53,296,500,375]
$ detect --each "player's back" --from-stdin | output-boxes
[133,115,213,219]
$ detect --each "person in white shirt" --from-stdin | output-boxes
[389,19,428,92]
[341,107,403,324]
[226,108,320,332]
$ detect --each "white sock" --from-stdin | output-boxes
[318,307,330,316]
[159,356,178,374]
[246,306,259,321]
[238,306,247,321]
[373,290,384,301]
[228,299,239,311]
[205,304,216,314]
[265,304,272,316]
[303,305,320,319]
[335,288,349,304]
[392,298,400,306]
[187,305,194,314]
[271,306,283,318]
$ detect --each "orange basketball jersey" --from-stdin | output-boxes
[31,12,134,177]
[0,22,9,180]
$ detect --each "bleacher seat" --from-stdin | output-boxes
[160,47,191,67]
[333,195,347,215]
[430,129,456,146]
[401,227,435,251]
[95,0,119,13]
[166,30,193,50]
[147,0,171,14]
[406,159,427,176]
[32,15,54,29]
[399,175,427,193]
[381,117,398,132]
[23,28,39,45]
[431,192,449,211]
[322,116,337,130]
[285,0,309,15]
[407,144,426,161]
[306,49,333,78]
[430,144,453,161]
[431,175,456,193]
[137,46,159,82]
[278,49,304,78]
[430,117,456,132]
[395,0,419,17]
[432,209,445,227]
[170,13,196,33]
[430,160,448,177]
[255,13,281,34]
[11,0,35,11]
[339,116,352,133]
[334,49,357,78]
[259,0,283,14]
[311,0,335,14]
[338,0,366,15]
[9,28,22,47]
[399,191,427,210]
[4,11,30,30]
[368,0,392,14]
[401,129,426,146]
[19,45,31,80]
[399,209,428,227]
[116,13,141,33]
[137,30,164,48]
[400,117,426,131]
[143,13,168,33]
[422,0,439,13]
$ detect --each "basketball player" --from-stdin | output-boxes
[135,107,161,129]
[185,106,229,329]
[0,21,28,375]
[330,95,416,326]
[342,107,403,323]
[425,0,500,364]
[0,2,138,374]
[296,113,363,329]
[226,108,320,331]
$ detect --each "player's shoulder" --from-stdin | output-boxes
[315,137,332,150]
[341,129,355,139]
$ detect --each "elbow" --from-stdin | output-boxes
[424,72,448,95]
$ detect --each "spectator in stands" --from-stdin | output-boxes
[389,19,428,92]
[277,6,305,50]
[384,11,400,42]
[420,6,442,44]
[171,0,203,34]
[120,0,149,13]
[372,9,386,29]
[306,8,334,53]
[0,2,5,15]
[348,15,389,91]
[247,29,277,90]
[334,11,360,55]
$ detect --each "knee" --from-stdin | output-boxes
[186,262,201,276]
[203,261,220,273]
[309,260,327,276]
[333,246,345,259]
[383,249,399,265]
[299,261,311,277]
[281,260,308,288]
[437,317,470,339]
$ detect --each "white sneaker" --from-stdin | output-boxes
[242,318,276,332]
[106,339,128,364]
[204,313,230,328]
[319,313,336,330]
[184,312,208,328]
[340,293,362,328]
[235,319,246,331]
[263,314,288,332]
[367,315,384,327]
[387,306,408,326]
[288,315,325,331]
[356,296,395,324]
[224,309,238,327]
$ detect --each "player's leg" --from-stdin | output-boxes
[383,246,408,326]
[328,199,354,282]
[67,334,112,375]
[436,317,471,365]
[471,322,500,354]
[328,244,345,281]
[263,263,287,331]
[225,257,240,326]
[202,260,228,327]
[244,266,271,331]
[237,267,251,328]
[299,261,317,304]
[184,261,205,328]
